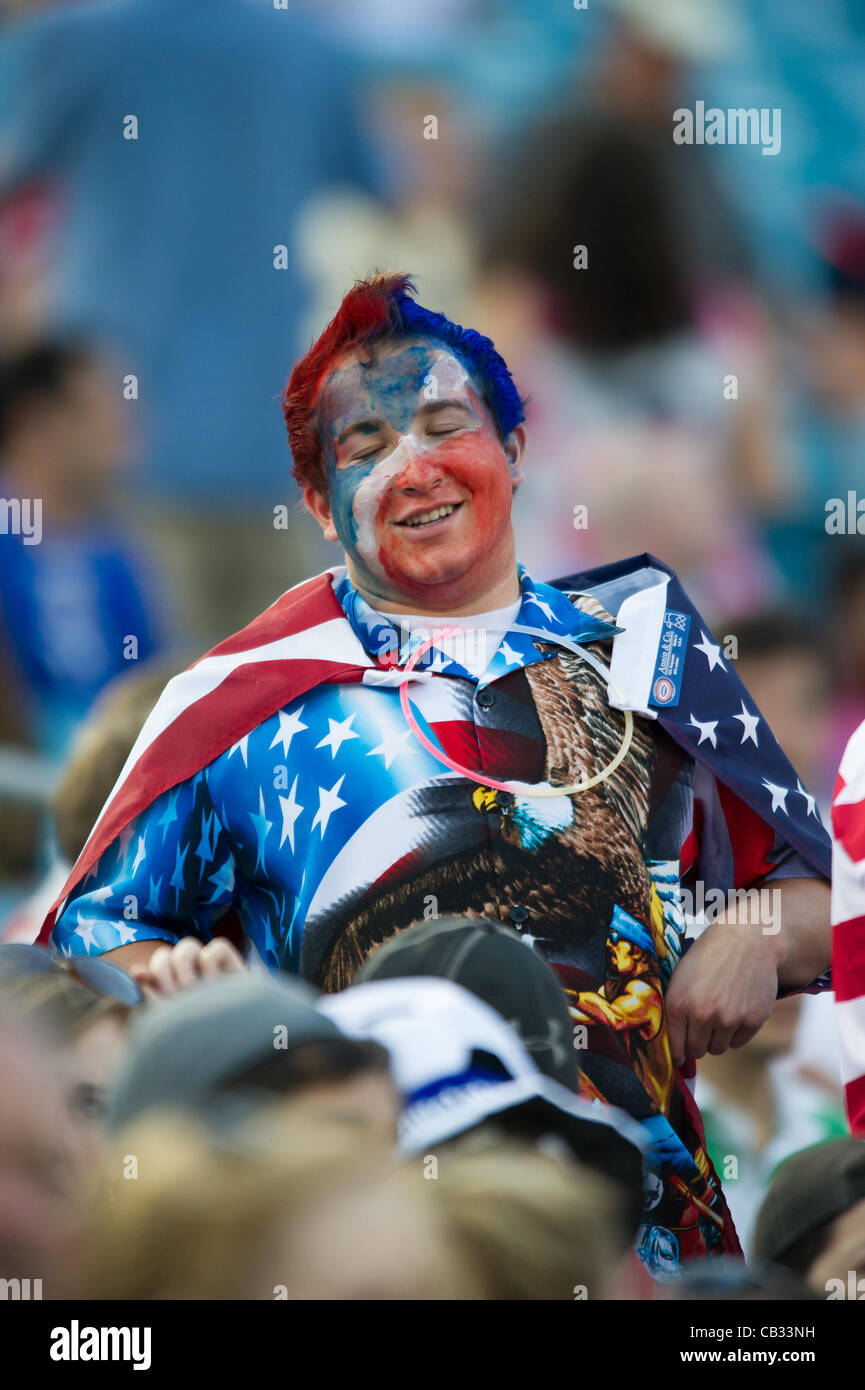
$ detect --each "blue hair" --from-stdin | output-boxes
[392,285,526,438]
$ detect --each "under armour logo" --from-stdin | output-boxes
[510,1015,569,1070]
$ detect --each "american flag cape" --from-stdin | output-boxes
[551,554,831,887]
[39,551,831,947]
[831,717,865,1131]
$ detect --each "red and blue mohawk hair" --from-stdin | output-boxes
[282,271,525,494]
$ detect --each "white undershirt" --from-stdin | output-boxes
[373,598,523,679]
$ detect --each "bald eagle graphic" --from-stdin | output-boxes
[318,594,664,992]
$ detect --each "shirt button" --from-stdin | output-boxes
[476,688,495,709]
[510,904,529,925]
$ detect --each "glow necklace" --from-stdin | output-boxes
[397,623,634,797]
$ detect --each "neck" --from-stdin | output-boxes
[349,565,522,618]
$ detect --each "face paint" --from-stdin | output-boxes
[315,340,520,608]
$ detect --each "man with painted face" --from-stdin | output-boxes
[43,274,832,1276]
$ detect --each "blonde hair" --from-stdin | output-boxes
[83,1105,475,1300]
[425,1134,626,1300]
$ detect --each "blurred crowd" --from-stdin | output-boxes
[1,926,863,1301]
[0,0,864,1298]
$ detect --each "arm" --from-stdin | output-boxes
[53,770,239,978]
[665,763,830,1067]
[666,876,830,1067]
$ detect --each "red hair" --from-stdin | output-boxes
[281,271,413,494]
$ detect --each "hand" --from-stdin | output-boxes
[665,919,785,1067]
[129,936,247,999]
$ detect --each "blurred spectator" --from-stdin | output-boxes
[354,914,583,1091]
[426,1136,628,1300]
[0,944,141,1202]
[108,973,399,1146]
[695,995,847,1257]
[1,658,183,943]
[728,609,834,814]
[0,340,168,758]
[0,0,378,642]
[769,208,865,602]
[84,1109,474,1299]
[752,1137,865,1296]
[321,975,646,1244]
[669,1254,817,1301]
[0,998,82,1291]
[472,110,779,612]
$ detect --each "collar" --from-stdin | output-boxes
[332,563,621,685]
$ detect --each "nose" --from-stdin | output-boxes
[389,436,447,493]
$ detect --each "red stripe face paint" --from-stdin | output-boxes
[315,339,523,611]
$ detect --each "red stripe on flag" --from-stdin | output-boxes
[832,913,865,1003]
[717,779,777,885]
[832,796,865,866]
[846,1070,865,1136]
[679,827,698,877]
[194,572,342,661]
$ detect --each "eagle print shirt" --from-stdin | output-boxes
[53,562,823,1278]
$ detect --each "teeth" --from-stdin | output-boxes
[402,503,457,528]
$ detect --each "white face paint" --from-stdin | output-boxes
[422,352,469,400]
[351,442,423,569]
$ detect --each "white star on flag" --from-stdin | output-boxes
[278,775,304,851]
[312,775,347,837]
[130,835,147,876]
[89,884,114,905]
[689,713,718,748]
[525,595,558,624]
[116,921,138,946]
[116,823,135,861]
[693,631,727,673]
[795,779,817,819]
[762,778,790,814]
[228,734,249,767]
[76,919,100,954]
[732,700,760,747]
[316,713,359,759]
[499,638,524,669]
[367,727,414,770]
[269,707,309,757]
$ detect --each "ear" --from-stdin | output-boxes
[302,484,339,542]
[504,424,527,490]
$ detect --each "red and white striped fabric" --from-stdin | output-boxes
[38,568,375,945]
[831,717,865,1133]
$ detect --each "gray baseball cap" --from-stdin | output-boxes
[108,972,342,1131]
[355,916,582,1091]
[753,1138,865,1268]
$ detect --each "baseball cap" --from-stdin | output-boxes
[752,1138,865,1268]
[354,915,581,1091]
[319,976,646,1235]
[108,973,343,1131]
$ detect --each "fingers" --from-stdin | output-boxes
[127,937,247,998]
[197,938,247,978]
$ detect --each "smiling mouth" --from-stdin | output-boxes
[394,501,464,529]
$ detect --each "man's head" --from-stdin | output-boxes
[283,273,527,611]
[752,1138,865,1294]
[0,341,127,506]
